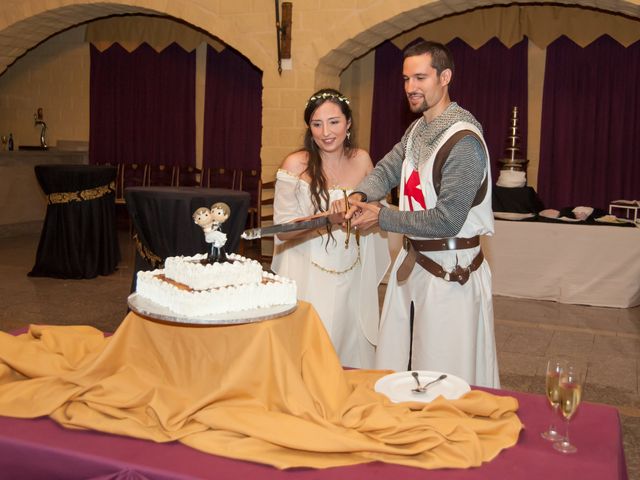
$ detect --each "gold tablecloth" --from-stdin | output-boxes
[0,302,522,469]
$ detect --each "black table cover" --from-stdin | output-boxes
[125,186,250,289]
[492,186,545,214]
[29,164,120,279]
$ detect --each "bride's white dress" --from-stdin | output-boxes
[270,169,390,368]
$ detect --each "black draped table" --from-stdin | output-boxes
[125,186,250,288]
[492,186,545,214]
[29,164,120,279]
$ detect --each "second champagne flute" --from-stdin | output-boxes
[553,363,583,454]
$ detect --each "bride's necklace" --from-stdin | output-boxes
[322,154,346,189]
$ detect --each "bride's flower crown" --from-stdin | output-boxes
[305,92,350,109]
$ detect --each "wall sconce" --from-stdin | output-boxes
[275,1,292,74]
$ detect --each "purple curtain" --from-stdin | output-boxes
[369,38,528,181]
[538,35,640,210]
[369,40,419,163]
[448,38,528,182]
[89,43,196,167]
[203,45,263,171]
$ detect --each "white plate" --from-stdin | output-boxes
[595,215,637,225]
[127,293,297,325]
[374,370,470,403]
[493,211,535,221]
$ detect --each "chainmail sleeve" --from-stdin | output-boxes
[378,135,486,238]
[354,120,419,201]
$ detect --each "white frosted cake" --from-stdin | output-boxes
[163,253,263,290]
[135,253,297,317]
[496,170,526,188]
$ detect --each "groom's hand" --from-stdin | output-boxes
[349,200,381,231]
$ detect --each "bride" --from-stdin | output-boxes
[270,88,390,368]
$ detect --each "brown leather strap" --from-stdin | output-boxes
[432,130,488,208]
[408,235,479,252]
[396,237,484,285]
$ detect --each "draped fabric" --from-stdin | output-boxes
[538,35,640,210]
[0,306,522,470]
[89,43,196,168]
[369,38,528,182]
[203,45,263,171]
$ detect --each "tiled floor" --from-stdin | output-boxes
[1,229,638,477]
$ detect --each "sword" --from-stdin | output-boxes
[241,211,347,240]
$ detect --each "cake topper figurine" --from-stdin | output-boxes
[193,202,231,263]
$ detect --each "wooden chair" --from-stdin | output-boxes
[200,167,238,189]
[115,162,148,235]
[115,163,148,205]
[174,165,202,187]
[257,179,276,263]
[237,169,260,229]
[145,164,177,187]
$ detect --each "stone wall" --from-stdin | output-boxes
[0,0,636,183]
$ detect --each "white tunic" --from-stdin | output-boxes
[375,122,500,388]
[271,169,390,368]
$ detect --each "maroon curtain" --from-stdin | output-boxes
[369,38,528,182]
[89,43,196,167]
[369,40,419,163]
[448,38,528,182]
[202,45,263,171]
[538,35,640,210]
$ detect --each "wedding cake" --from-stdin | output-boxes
[136,253,297,317]
[133,202,297,319]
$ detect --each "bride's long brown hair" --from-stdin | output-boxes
[301,88,356,213]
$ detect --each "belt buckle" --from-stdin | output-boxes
[450,264,470,285]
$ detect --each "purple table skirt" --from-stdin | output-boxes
[0,387,627,480]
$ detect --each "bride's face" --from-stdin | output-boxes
[308,101,351,154]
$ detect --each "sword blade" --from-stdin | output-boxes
[241,212,346,240]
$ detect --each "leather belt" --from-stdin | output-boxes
[397,236,484,285]
[403,235,479,252]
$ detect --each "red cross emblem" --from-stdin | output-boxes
[403,169,426,211]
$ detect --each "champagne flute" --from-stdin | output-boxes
[553,364,582,454]
[541,358,565,441]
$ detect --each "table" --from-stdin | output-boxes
[609,203,639,223]
[0,307,628,479]
[28,164,120,279]
[124,186,250,288]
[482,220,640,307]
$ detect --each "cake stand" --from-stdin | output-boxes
[127,293,297,326]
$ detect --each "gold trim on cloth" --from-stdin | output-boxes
[47,181,116,205]
[133,233,163,269]
[311,245,360,275]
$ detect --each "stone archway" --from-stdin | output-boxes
[314,0,640,85]
[0,1,269,77]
